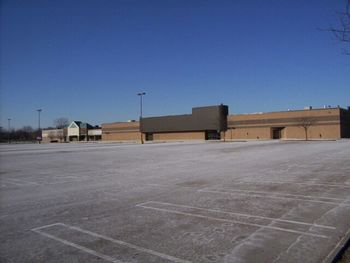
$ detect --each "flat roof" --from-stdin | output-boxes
[231,107,342,116]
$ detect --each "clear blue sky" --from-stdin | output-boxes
[1,0,349,129]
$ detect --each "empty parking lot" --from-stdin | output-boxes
[0,140,349,263]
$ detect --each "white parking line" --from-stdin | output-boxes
[32,228,124,263]
[1,180,24,187]
[32,223,191,263]
[5,178,39,185]
[31,222,66,231]
[136,203,329,238]
[198,189,350,206]
[146,183,203,189]
[215,187,349,202]
[137,201,335,230]
[234,180,350,188]
[31,173,117,186]
[2,178,39,186]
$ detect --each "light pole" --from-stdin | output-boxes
[37,109,42,143]
[37,109,42,130]
[137,92,146,144]
[8,118,11,144]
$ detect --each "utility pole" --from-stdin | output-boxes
[37,109,42,129]
[137,92,146,144]
[37,109,42,143]
[8,118,11,144]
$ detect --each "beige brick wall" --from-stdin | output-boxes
[102,131,143,141]
[152,131,205,140]
[225,127,271,140]
[284,125,340,139]
[228,108,340,122]
[102,122,143,141]
[102,122,139,130]
[101,108,344,141]
[224,124,340,140]
[227,108,341,140]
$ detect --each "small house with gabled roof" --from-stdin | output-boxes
[67,121,94,141]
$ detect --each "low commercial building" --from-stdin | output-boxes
[88,127,102,141]
[141,105,228,141]
[102,121,142,141]
[42,121,101,143]
[225,107,350,140]
[102,105,229,141]
[67,121,94,141]
[102,105,350,142]
[41,128,67,143]
[102,105,228,141]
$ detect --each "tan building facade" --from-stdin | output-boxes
[41,128,67,143]
[101,122,208,142]
[151,131,206,141]
[225,107,349,140]
[102,121,144,141]
[102,105,228,142]
[102,106,350,142]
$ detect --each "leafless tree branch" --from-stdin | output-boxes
[327,0,350,54]
[54,117,69,129]
[299,118,315,141]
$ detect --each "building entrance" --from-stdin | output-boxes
[272,127,284,139]
[145,133,153,141]
[205,130,221,140]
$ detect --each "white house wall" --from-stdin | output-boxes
[68,127,79,137]
[88,129,102,136]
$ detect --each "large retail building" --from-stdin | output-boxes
[101,105,350,141]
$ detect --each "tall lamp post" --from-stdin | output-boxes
[37,109,42,143]
[137,92,146,144]
[8,118,11,144]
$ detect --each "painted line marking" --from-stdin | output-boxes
[1,173,119,187]
[137,201,335,230]
[29,173,117,186]
[146,183,205,189]
[136,203,329,238]
[147,183,171,187]
[234,180,350,188]
[4,178,39,185]
[198,189,350,206]
[2,179,38,186]
[215,187,349,202]
[1,180,24,187]
[32,227,124,263]
[31,223,66,231]
[32,223,191,263]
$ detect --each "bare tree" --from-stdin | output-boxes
[54,118,69,129]
[48,131,56,142]
[57,130,65,142]
[0,126,37,142]
[329,0,350,54]
[22,126,34,133]
[299,118,315,141]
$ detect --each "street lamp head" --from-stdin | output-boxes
[137,92,146,96]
